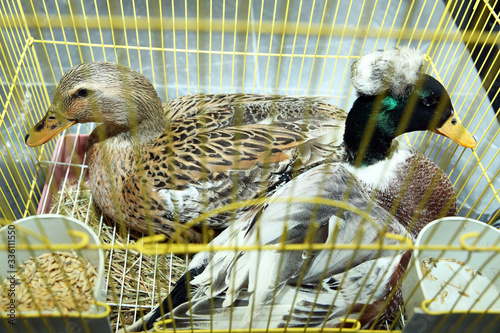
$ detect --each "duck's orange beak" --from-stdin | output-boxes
[434,113,476,148]
[25,108,76,147]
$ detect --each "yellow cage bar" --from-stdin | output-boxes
[1,0,500,332]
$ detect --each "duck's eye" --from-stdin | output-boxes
[77,88,89,98]
[422,95,437,107]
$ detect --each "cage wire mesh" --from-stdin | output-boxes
[0,0,500,332]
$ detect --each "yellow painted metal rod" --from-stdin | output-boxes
[1,15,498,46]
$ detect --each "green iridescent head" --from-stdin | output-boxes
[345,48,476,166]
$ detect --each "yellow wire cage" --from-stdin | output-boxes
[1,0,500,332]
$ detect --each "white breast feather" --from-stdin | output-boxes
[344,145,412,191]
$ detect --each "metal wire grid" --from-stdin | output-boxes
[0,0,499,332]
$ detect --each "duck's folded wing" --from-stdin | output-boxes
[167,119,345,170]
[157,252,410,330]
[191,163,410,319]
[165,94,347,170]
[165,93,345,125]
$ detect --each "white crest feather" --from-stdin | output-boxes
[351,47,423,97]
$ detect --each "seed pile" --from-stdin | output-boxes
[0,251,97,312]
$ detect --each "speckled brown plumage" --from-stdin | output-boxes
[370,152,457,239]
[70,66,347,241]
[24,62,348,242]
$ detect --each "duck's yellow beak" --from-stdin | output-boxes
[434,113,476,148]
[25,108,76,147]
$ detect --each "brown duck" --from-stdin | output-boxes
[25,63,347,241]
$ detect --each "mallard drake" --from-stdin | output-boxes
[25,65,346,241]
[126,48,476,331]
[342,48,476,237]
